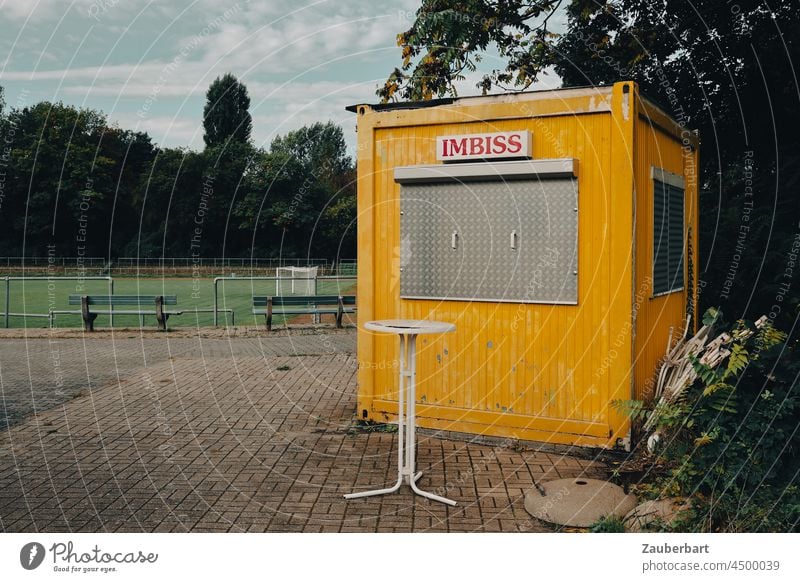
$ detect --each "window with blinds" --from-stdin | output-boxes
[653,177,685,295]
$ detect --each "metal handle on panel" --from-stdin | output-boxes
[510,230,517,250]
[451,231,459,250]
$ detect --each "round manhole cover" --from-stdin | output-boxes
[524,478,637,527]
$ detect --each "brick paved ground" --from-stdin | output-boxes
[0,332,607,532]
[0,330,355,429]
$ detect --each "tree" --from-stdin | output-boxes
[202,73,252,148]
[0,91,354,261]
[318,190,357,259]
[130,146,205,257]
[268,123,355,258]
[0,101,156,257]
[549,1,800,324]
[201,139,255,255]
[382,0,800,324]
[270,121,352,184]
[379,0,563,102]
[233,122,356,259]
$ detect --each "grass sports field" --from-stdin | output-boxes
[1,276,356,329]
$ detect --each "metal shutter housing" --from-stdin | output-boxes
[396,160,579,304]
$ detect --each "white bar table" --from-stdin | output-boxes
[344,319,457,506]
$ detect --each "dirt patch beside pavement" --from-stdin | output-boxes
[0,323,355,340]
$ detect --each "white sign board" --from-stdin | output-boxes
[436,131,532,162]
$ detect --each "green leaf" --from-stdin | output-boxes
[611,399,648,421]
[702,307,722,327]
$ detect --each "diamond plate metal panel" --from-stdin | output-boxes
[400,178,578,303]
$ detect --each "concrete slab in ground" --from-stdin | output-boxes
[624,498,688,532]
[0,333,609,532]
[524,478,637,527]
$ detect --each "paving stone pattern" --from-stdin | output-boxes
[0,333,355,429]
[0,333,607,532]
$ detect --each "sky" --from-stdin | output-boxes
[0,0,563,153]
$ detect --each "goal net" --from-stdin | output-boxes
[275,266,318,295]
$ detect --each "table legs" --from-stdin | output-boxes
[405,335,456,505]
[344,334,456,506]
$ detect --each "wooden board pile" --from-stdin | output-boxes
[644,315,768,435]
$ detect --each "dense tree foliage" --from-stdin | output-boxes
[551,1,800,326]
[379,0,562,101]
[0,89,355,261]
[383,0,800,326]
[203,73,253,148]
[0,102,154,258]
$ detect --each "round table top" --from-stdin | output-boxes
[364,319,456,336]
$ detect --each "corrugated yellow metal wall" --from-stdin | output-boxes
[632,92,700,403]
[355,84,640,448]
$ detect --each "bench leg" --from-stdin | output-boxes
[83,313,97,332]
[266,297,274,331]
[155,296,167,331]
[81,296,96,332]
[336,301,344,328]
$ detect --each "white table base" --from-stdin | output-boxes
[344,334,456,506]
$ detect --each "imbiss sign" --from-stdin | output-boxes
[436,131,532,162]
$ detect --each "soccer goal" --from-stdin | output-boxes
[275,266,318,295]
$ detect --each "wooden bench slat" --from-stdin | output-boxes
[68,295,177,305]
[252,307,354,313]
[252,295,355,305]
[253,308,342,314]
[81,310,183,315]
[274,295,342,306]
[69,293,178,301]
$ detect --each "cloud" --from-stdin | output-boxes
[249,80,373,145]
[0,0,62,22]
[99,78,370,152]
[181,2,407,75]
[110,112,205,149]
[0,0,562,154]
[0,0,107,22]
[1,1,404,89]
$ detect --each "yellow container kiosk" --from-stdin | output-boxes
[347,81,699,450]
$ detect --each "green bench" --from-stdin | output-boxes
[67,295,181,331]
[252,295,356,331]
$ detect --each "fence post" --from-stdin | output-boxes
[213,277,219,327]
[4,277,9,328]
[109,277,114,327]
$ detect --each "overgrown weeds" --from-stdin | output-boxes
[614,309,799,532]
